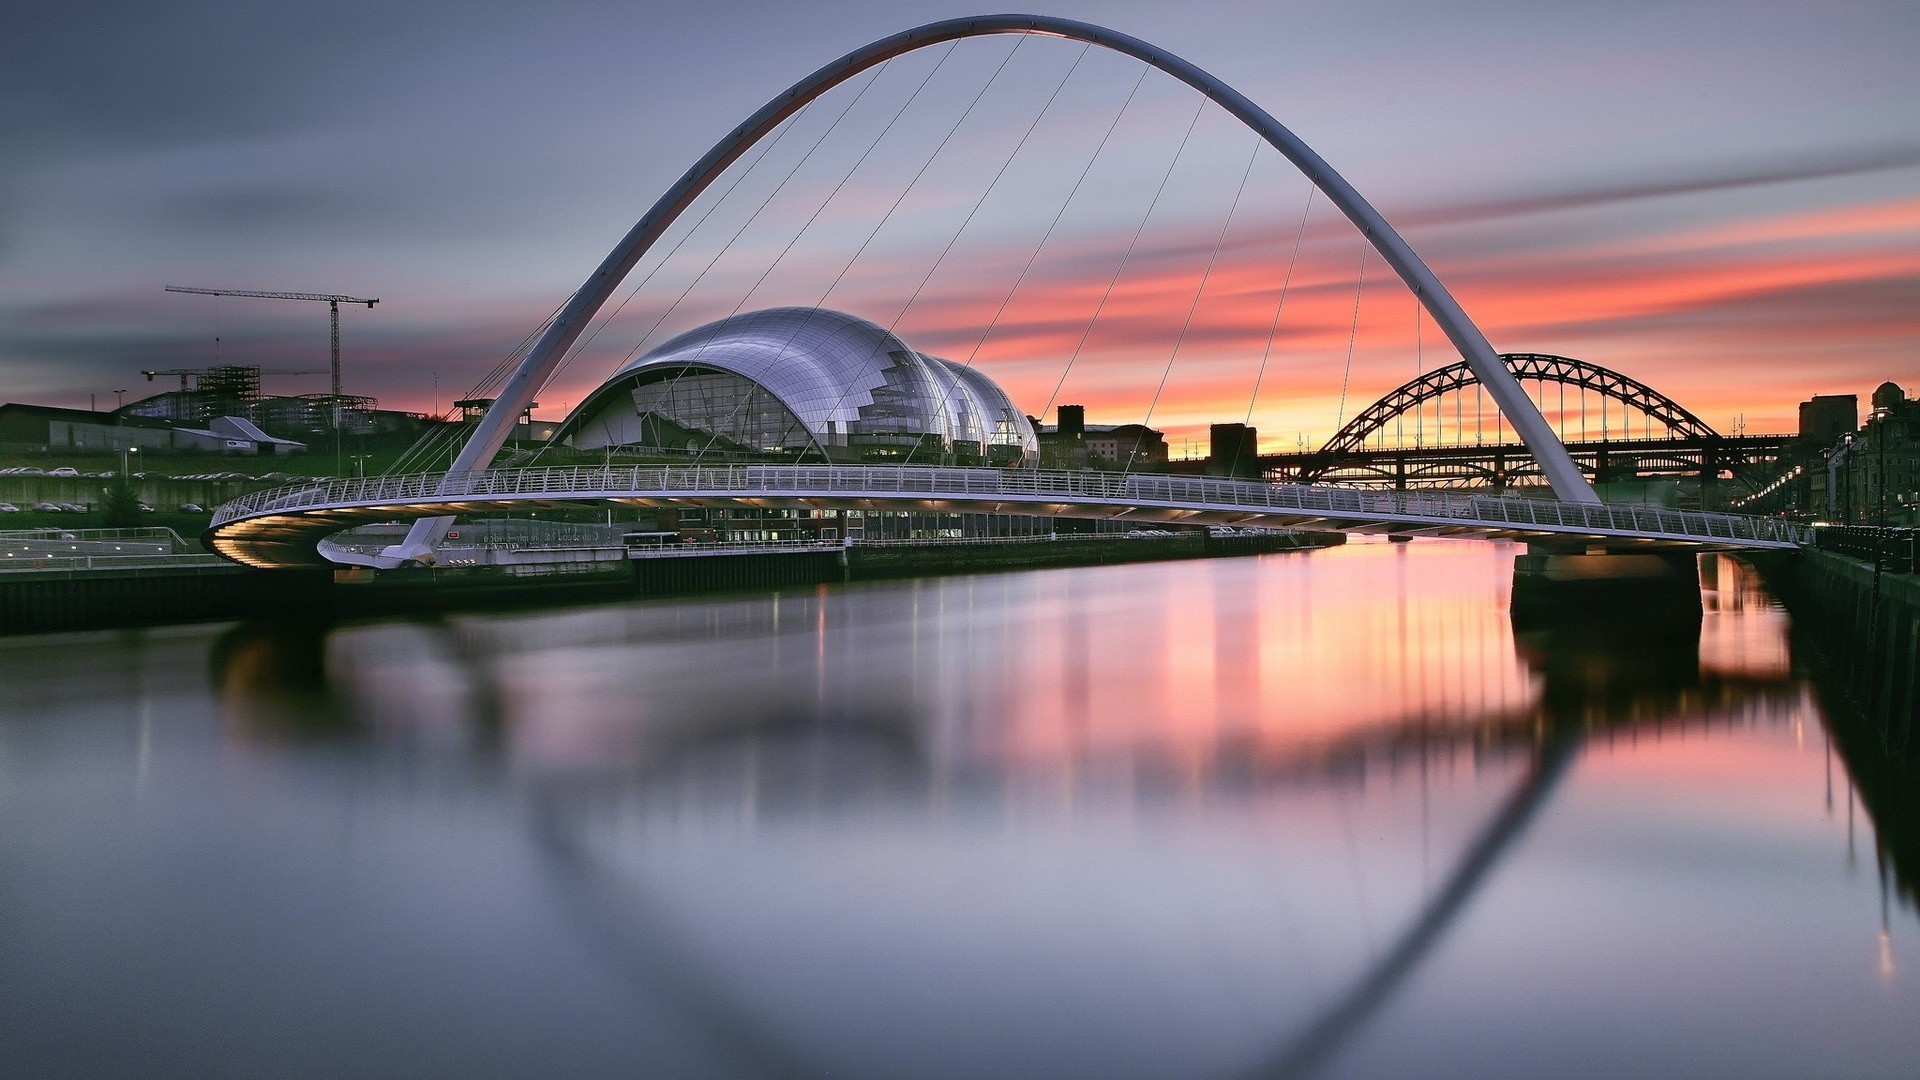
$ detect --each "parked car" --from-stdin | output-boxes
[178,503,205,513]
[0,502,19,513]
[47,467,79,477]
[32,502,63,512]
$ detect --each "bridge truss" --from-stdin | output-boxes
[1260,354,1794,498]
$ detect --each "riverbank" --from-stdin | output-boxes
[1751,546,1918,750]
[0,529,1341,634]
[1749,545,1918,911]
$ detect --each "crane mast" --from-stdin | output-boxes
[165,285,379,473]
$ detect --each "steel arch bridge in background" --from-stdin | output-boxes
[1322,354,1720,457]
[1267,353,1794,494]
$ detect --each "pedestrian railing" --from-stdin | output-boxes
[1812,525,1920,573]
[211,465,1815,550]
[0,553,229,574]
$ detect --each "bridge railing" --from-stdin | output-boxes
[1812,525,1920,573]
[210,464,1815,548]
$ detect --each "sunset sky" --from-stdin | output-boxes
[4,0,1915,451]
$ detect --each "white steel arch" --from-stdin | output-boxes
[386,13,1598,564]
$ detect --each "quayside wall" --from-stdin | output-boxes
[1753,545,1919,750]
[0,531,1335,633]
[1750,542,1918,911]
[0,565,332,635]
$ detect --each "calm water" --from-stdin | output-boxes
[2,541,1914,1079]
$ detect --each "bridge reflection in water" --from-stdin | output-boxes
[137,542,1908,1079]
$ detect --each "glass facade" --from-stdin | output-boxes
[559,308,1037,466]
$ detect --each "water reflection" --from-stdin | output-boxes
[3,542,1912,1080]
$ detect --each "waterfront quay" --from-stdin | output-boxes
[0,524,1332,634]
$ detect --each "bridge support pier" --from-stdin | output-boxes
[1510,544,1701,629]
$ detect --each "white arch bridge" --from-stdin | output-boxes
[208,464,1810,570]
[206,15,1813,569]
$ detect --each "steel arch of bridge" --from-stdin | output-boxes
[1317,353,1721,459]
[387,13,1600,563]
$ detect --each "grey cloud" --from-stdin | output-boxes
[1500,270,1920,344]
[1404,145,1920,229]
[162,182,361,233]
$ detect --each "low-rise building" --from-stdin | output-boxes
[1834,381,1920,525]
[0,403,307,455]
[1034,405,1167,471]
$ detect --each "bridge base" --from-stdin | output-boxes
[1510,547,1701,629]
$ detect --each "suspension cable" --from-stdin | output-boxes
[1247,182,1315,428]
[615,84,860,366]
[550,89,824,389]
[1334,241,1368,433]
[796,34,1051,464]
[1127,133,1260,475]
[736,43,961,316]
[533,46,951,469]
[679,39,980,465]
[1413,297,1424,447]
[384,299,570,474]
[884,43,1095,465]
[1041,93,1209,425]
[811,35,1031,314]
[889,43,1091,349]
[958,65,1149,372]
[521,62,896,467]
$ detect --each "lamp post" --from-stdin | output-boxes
[1873,406,1889,527]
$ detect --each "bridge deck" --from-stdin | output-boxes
[207,464,1812,568]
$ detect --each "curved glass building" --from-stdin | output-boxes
[556,308,1037,466]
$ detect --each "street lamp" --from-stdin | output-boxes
[1873,405,1890,527]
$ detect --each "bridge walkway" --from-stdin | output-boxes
[208,464,1812,569]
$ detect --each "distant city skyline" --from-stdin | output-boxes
[3,0,1915,448]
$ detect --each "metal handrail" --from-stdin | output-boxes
[1813,525,1919,573]
[0,553,229,574]
[0,525,195,552]
[210,465,1815,549]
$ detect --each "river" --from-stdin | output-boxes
[2,539,1913,1079]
